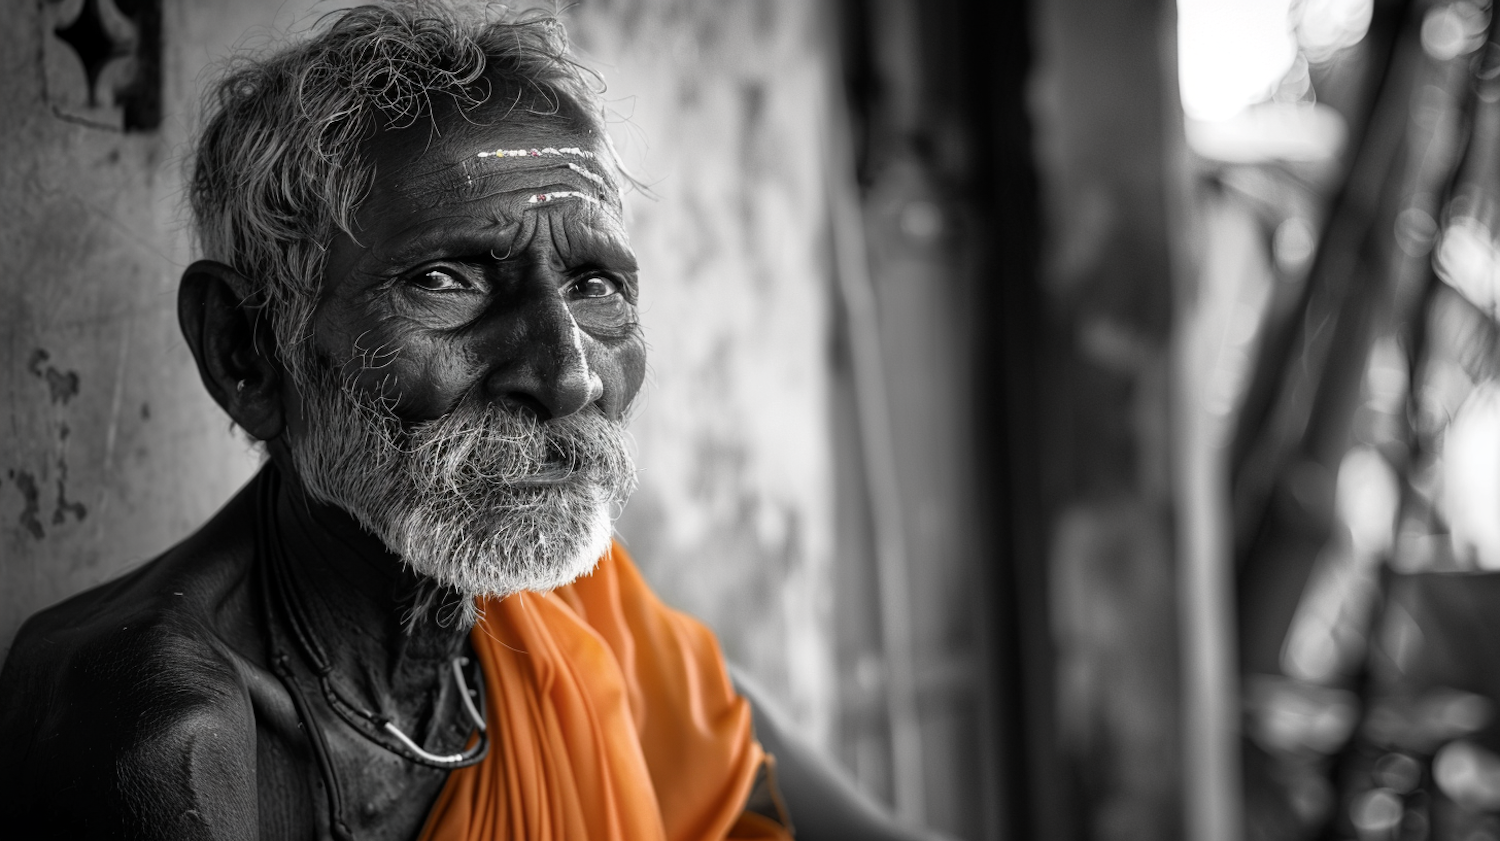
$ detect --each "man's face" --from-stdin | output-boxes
[282,93,646,612]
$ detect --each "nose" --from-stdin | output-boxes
[483,293,603,421]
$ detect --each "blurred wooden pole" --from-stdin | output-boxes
[1171,206,1246,841]
[825,52,927,828]
[1160,0,1244,835]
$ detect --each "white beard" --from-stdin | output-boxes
[286,363,637,627]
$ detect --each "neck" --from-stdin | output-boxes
[266,464,470,713]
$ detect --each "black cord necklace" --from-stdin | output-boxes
[255,470,490,838]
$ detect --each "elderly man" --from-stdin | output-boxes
[0,4,932,840]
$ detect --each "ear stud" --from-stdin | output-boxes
[236,379,247,394]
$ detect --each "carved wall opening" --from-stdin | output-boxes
[40,0,161,131]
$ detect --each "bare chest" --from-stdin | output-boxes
[247,665,460,841]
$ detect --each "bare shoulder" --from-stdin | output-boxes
[0,479,263,839]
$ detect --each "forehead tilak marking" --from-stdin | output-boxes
[472,146,615,205]
[450,159,607,187]
[476,146,597,160]
[563,162,607,188]
[529,191,599,206]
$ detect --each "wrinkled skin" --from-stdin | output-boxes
[0,87,936,841]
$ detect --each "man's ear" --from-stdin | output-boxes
[178,260,285,442]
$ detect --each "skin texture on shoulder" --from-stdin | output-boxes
[0,468,472,841]
[0,482,263,839]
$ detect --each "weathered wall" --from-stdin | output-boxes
[0,0,840,748]
[567,1,840,745]
[0,0,287,657]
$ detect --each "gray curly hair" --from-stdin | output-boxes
[188,2,613,385]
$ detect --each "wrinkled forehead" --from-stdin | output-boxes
[335,96,635,274]
[360,86,623,211]
[400,143,618,211]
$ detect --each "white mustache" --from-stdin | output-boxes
[405,401,635,498]
[287,364,637,627]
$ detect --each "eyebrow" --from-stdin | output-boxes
[363,222,522,272]
[549,215,640,274]
[361,207,639,274]
[563,162,608,188]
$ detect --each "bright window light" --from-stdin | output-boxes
[1178,0,1373,122]
[1299,0,1374,63]
[1178,0,1297,122]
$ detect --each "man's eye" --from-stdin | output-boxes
[572,275,620,299]
[410,269,465,291]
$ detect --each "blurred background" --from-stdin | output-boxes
[10,0,1500,838]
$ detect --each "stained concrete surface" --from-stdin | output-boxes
[568,0,840,748]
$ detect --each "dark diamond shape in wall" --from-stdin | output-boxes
[42,0,161,131]
[53,0,130,107]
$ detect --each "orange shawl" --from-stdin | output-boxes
[418,541,792,841]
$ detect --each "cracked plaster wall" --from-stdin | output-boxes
[0,0,274,660]
[0,0,839,746]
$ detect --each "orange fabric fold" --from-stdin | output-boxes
[418,541,792,841]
